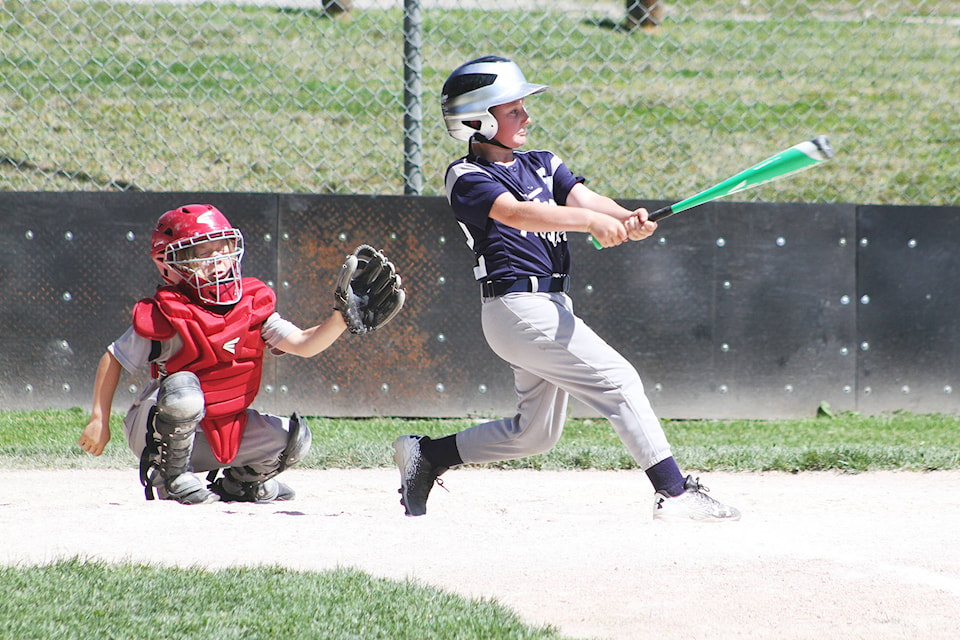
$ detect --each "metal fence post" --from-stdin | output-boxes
[402,0,424,195]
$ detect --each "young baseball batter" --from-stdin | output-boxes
[79,204,404,504]
[392,56,739,522]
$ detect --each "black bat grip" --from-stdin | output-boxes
[591,203,676,249]
[648,205,675,222]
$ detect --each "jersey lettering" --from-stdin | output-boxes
[535,231,566,246]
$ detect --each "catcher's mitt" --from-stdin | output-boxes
[334,244,406,335]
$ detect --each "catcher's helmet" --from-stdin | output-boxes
[150,204,245,305]
[441,56,547,143]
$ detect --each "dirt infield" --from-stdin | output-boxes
[2,468,958,639]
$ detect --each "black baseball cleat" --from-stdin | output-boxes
[207,469,295,503]
[157,472,220,505]
[392,435,447,516]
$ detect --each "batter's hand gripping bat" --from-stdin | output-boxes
[591,135,835,249]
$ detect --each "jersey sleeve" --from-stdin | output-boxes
[445,160,509,227]
[107,325,154,374]
[545,152,584,205]
[108,325,184,374]
[260,312,299,355]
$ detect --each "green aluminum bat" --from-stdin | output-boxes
[592,135,834,248]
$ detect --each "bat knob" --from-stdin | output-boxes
[812,135,834,159]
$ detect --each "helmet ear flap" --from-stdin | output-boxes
[478,118,500,142]
[462,119,498,142]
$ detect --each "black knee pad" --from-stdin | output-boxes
[278,412,313,473]
[212,413,312,488]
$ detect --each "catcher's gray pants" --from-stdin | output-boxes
[123,380,294,480]
[455,291,673,470]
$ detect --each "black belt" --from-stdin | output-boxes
[481,275,570,298]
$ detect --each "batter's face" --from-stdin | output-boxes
[490,99,531,149]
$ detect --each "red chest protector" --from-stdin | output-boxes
[132,277,276,464]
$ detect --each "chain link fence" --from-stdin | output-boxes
[1,1,958,204]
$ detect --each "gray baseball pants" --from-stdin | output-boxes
[455,291,673,470]
[123,380,293,477]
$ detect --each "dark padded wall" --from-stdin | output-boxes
[271,194,509,417]
[0,193,956,418]
[570,201,858,419]
[856,206,960,414]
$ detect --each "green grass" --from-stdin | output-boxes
[1,2,958,203]
[0,560,571,640]
[3,408,958,473]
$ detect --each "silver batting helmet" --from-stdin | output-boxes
[440,56,547,143]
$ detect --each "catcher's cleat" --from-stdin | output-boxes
[208,469,295,503]
[653,475,740,522]
[158,472,220,505]
[393,435,447,516]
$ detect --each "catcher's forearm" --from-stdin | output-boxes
[278,312,347,357]
[79,351,122,455]
[89,351,121,421]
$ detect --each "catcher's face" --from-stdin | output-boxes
[188,239,237,280]
[168,234,244,305]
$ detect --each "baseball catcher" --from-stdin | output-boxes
[78,204,406,505]
[334,244,405,335]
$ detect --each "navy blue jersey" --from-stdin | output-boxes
[444,149,584,282]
